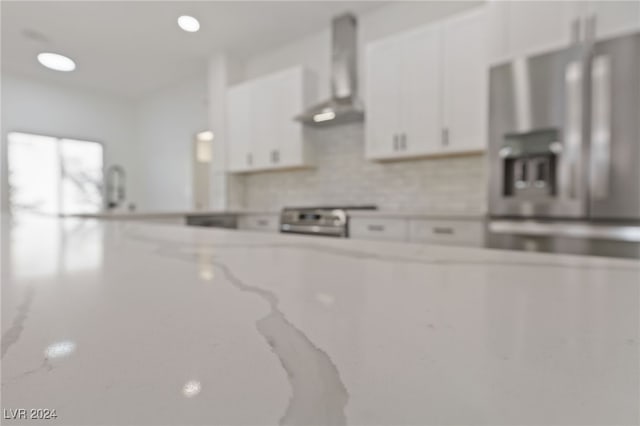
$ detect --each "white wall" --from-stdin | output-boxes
[244,1,484,100]
[0,74,137,213]
[1,72,210,213]
[207,54,247,211]
[134,75,208,211]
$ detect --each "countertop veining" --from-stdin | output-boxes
[1,214,638,425]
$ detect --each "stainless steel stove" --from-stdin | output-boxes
[280,205,376,237]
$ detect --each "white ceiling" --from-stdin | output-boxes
[1,1,385,99]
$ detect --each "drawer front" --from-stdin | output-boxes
[349,218,408,241]
[409,219,485,247]
[237,214,279,232]
[143,217,186,225]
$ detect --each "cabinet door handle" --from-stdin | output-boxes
[393,134,399,151]
[271,150,279,164]
[590,55,611,200]
[432,227,454,235]
[565,60,583,199]
[367,224,385,232]
[401,133,407,150]
[247,153,253,165]
[442,128,449,146]
[584,14,596,44]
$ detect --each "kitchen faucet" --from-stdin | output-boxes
[105,164,126,210]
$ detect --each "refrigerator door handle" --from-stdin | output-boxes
[590,55,612,200]
[570,18,581,44]
[564,60,583,199]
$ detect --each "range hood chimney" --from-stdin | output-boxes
[295,13,364,126]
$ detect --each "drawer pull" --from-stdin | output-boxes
[257,219,269,226]
[432,227,454,235]
[367,224,385,232]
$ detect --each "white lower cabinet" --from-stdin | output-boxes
[349,216,485,247]
[349,217,409,242]
[237,214,279,232]
[408,219,485,247]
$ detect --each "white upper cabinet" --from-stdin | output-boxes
[488,1,640,63]
[365,37,401,159]
[366,25,442,160]
[226,66,315,173]
[442,8,487,154]
[227,83,253,172]
[365,8,487,161]
[271,67,311,168]
[399,25,443,157]
[251,75,275,170]
[586,1,640,41]
[505,1,581,57]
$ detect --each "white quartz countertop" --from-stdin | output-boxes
[2,215,639,425]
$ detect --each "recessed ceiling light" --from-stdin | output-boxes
[178,15,200,33]
[182,380,202,397]
[37,52,76,72]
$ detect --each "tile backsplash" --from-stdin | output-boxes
[241,123,487,214]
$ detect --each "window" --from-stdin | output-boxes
[8,132,104,214]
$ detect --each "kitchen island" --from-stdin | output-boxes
[1,214,639,425]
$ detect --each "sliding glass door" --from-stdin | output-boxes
[8,132,104,214]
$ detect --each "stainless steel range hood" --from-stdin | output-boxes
[295,13,364,126]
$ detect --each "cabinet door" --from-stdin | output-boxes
[365,38,401,159]
[349,217,408,241]
[442,8,488,154]
[251,77,276,170]
[408,219,485,247]
[271,67,305,168]
[587,1,640,40]
[227,84,253,172]
[506,1,581,56]
[237,214,279,232]
[398,25,442,156]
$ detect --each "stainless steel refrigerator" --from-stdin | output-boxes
[487,27,640,258]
